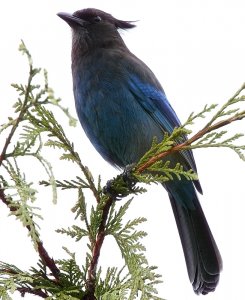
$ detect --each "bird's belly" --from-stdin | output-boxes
[74,87,163,168]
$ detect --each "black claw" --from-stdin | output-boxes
[103,179,120,200]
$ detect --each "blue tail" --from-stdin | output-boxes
[165,180,222,294]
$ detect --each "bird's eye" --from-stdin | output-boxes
[93,16,102,23]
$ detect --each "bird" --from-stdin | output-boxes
[57,8,222,295]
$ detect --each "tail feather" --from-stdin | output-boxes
[166,182,222,295]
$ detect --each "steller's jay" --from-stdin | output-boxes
[58,8,222,295]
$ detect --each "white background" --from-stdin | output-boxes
[0,1,245,299]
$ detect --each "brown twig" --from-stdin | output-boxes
[136,112,245,173]
[17,287,48,298]
[37,242,60,280]
[85,196,114,299]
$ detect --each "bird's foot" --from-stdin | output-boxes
[103,164,137,201]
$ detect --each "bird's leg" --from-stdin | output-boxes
[122,163,137,189]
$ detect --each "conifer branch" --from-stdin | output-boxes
[0,41,35,167]
[0,41,61,284]
[136,83,245,173]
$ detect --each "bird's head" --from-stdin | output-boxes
[57,8,135,53]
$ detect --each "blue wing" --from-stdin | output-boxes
[129,74,181,132]
[127,73,202,193]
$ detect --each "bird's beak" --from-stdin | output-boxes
[57,12,86,27]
